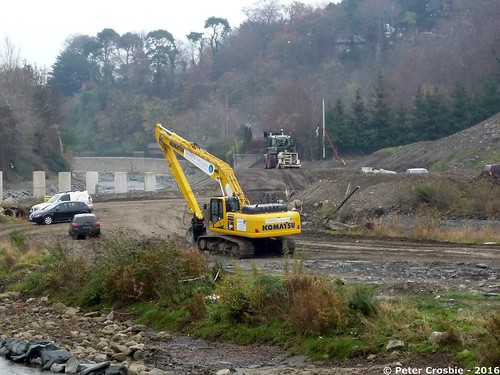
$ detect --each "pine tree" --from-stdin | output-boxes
[370,72,394,150]
[450,81,472,133]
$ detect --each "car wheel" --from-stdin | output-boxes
[43,216,53,225]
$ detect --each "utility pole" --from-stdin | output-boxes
[322,99,326,159]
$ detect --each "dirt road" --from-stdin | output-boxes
[2,194,499,374]
[5,197,497,297]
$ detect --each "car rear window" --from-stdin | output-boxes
[74,215,97,224]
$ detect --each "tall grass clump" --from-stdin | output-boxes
[20,242,91,298]
[0,232,47,290]
[463,178,500,218]
[411,180,463,212]
[213,270,351,338]
[348,285,379,317]
[283,274,348,336]
[398,177,499,219]
[478,313,500,365]
[79,236,209,307]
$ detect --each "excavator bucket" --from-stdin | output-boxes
[185,227,196,245]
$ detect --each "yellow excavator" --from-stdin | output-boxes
[155,123,301,258]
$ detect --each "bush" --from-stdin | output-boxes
[217,274,252,323]
[249,274,289,321]
[348,285,379,317]
[284,274,348,336]
[80,236,202,307]
[479,313,500,365]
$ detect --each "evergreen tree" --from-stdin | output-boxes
[369,72,394,150]
[407,85,427,143]
[325,99,348,159]
[423,87,450,140]
[348,88,370,153]
[49,50,93,96]
[450,80,472,133]
[472,79,500,123]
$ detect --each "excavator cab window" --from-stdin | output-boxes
[225,196,240,213]
[210,198,224,227]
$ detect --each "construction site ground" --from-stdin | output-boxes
[1,162,499,374]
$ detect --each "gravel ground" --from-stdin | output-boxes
[1,166,499,374]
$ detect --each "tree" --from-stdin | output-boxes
[49,50,93,96]
[0,103,19,175]
[117,32,144,66]
[145,29,178,97]
[473,79,500,123]
[186,32,205,67]
[325,99,348,159]
[349,88,370,153]
[116,32,147,85]
[242,0,284,59]
[422,87,450,140]
[408,85,450,142]
[450,80,472,133]
[369,72,394,149]
[96,28,120,82]
[204,17,231,59]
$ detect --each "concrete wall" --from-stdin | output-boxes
[72,157,169,174]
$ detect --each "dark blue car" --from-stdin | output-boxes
[28,201,91,225]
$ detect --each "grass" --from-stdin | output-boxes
[328,176,500,243]
[0,231,498,367]
[367,215,500,243]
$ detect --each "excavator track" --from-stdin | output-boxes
[196,235,295,259]
[197,235,255,258]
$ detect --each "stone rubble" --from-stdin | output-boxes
[0,291,165,375]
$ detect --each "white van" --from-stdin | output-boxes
[30,191,93,213]
[405,168,429,174]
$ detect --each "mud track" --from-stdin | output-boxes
[2,197,499,374]
[3,198,498,296]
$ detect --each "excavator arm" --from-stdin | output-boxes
[155,123,250,216]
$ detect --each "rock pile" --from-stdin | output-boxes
[0,292,169,375]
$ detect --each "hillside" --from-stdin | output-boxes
[350,112,500,174]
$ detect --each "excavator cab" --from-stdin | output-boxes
[209,198,224,228]
[209,196,240,228]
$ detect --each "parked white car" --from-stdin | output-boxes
[30,191,93,213]
[405,168,429,174]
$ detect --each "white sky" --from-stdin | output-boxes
[0,0,330,68]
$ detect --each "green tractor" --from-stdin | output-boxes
[263,130,301,169]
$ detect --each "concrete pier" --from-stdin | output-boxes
[33,171,46,198]
[144,172,156,192]
[114,172,128,193]
[58,172,72,192]
[86,172,99,194]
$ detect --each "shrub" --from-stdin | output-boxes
[464,179,500,218]
[479,313,500,365]
[348,285,379,317]
[249,274,289,321]
[414,180,462,211]
[80,236,190,306]
[217,274,252,323]
[284,274,348,336]
[185,291,208,320]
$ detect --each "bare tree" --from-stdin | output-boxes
[0,36,21,69]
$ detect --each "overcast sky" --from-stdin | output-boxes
[0,0,330,68]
